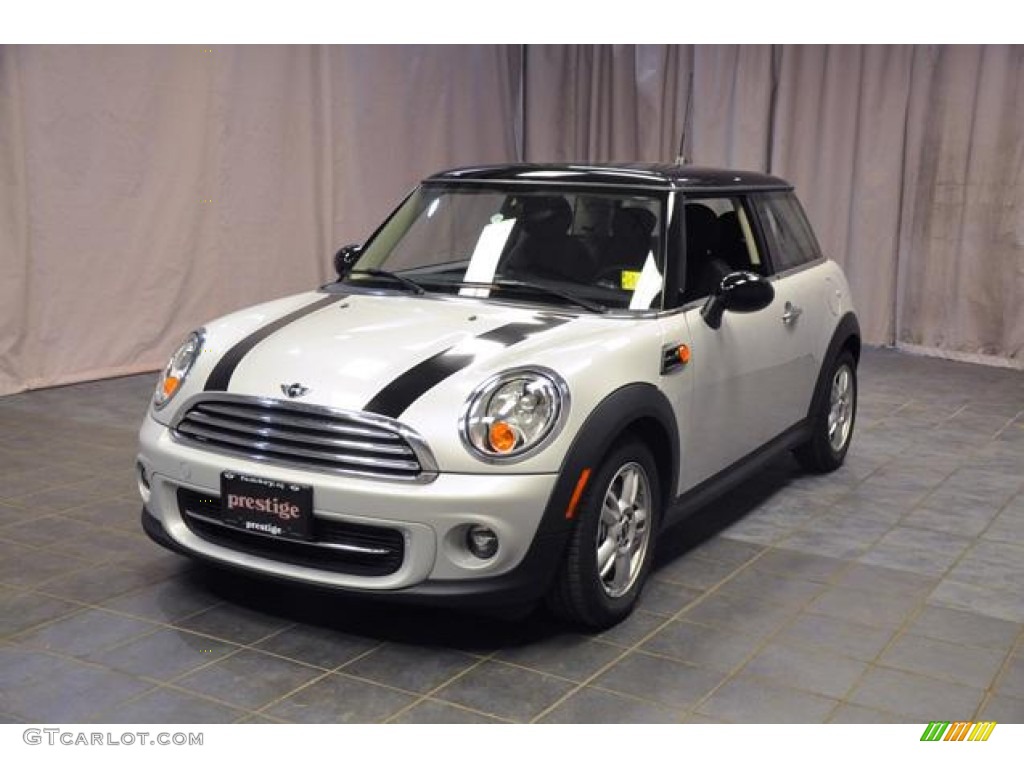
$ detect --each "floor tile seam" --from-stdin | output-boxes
[528,543,796,723]
[686,652,828,723]
[105,640,365,720]
[240,667,354,720]
[480,653,635,688]
[30,583,227,630]
[574,679,698,717]
[769,450,969,579]
[0,540,157,577]
[922,494,1024,599]
[406,694,517,724]
[1,596,185,644]
[381,652,498,723]
[233,711,289,723]
[2,487,131,514]
[870,652,1008,694]
[26,572,216,613]
[0,602,94,643]
[0,644,229,723]
[34,511,165,542]
[704,666,848,707]
[87,674,257,722]
[758,551,952,715]
[835,597,989,716]
[133,644,252,693]
[972,626,1024,719]
[990,409,1024,440]
[678,555,852,720]
[233,636,390,678]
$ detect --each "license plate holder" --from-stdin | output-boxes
[219,471,313,542]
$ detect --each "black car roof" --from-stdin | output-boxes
[427,163,792,192]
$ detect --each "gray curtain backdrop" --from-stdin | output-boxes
[1,45,1020,396]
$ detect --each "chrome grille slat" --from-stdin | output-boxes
[184,510,392,555]
[184,411,416,456]
[171,395,435,481]
[177,423,422,471]
[194,402,399,441]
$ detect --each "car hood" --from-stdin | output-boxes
[158,288,664,474]
[202,290,581,413]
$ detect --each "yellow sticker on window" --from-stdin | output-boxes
[620,270,641,290]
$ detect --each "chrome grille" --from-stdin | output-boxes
[172,395,437,482]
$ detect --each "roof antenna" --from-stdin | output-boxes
[675,70,695,166]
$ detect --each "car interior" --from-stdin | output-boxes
[501,194,661,287]
[681,198,763,304]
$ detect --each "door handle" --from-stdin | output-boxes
[781,301,803,325]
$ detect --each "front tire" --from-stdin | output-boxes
[547,440,660,630]
[794,350,857,473]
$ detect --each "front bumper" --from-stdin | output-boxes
[141,506,568,606]
[138,414,563,600]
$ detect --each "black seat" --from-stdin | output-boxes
[607,207,657,270]
[504,196,594,282]
[683,204,726,300]
[717,210,752,272]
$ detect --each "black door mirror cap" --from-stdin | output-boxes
[701,271,774,330]
[334,244,362,279]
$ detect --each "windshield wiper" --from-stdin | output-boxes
[417,278,606,314]
[493,279,608,314]
[346,268,425,295]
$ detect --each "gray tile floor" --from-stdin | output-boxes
[1,347,1022,723]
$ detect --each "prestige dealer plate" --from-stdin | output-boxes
[220,471,313,541]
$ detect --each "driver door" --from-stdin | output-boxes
[663,194,810,491]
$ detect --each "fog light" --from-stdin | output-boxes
[466,525,499,559]
[137,462,151,504]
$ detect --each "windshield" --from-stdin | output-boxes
[344,185,667,313]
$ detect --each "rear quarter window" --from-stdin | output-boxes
[754,192,822,272]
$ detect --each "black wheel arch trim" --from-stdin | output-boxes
[808,312,860,421]
[534,382,680,539]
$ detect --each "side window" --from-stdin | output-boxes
[681,196,763,303]
[754,192,822,272]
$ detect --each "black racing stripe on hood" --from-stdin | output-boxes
[475,317,572,345]
[204,294,344,391]
[361,351,475,420]
[362,314,572,418]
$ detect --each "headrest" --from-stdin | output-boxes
[719,210,741,236]
[518,196,572,235]
[685,203,719,257]
[613,207,657,238]
[685,203,717,230]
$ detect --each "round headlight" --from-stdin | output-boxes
[153,330,204,409]
[461,367,569,462]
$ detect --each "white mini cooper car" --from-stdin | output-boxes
[139,163,860,629]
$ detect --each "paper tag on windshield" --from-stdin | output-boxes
[460,218,516,298]
[620,270,641,290]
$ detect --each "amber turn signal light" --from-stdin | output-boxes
[488,421,517,453]
[162,376,180,398]
[677,344,691,364]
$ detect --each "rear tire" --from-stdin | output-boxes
[546,440,660,630]
[794,350,857,473]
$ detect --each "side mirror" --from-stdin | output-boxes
[701,271,775,330]
[333,244,362,278]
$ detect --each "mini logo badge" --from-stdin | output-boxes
[280,383,310,399]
